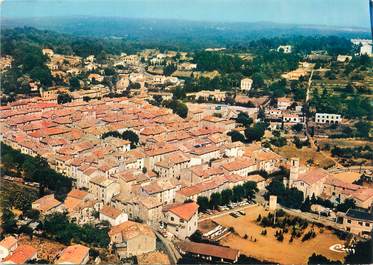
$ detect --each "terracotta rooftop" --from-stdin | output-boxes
[166,202,199,221]
[100,206,123,219]
[3,245,37,264]
[108,221,155,241]
[297,168,329,185]
[177,241,239,261]
[352,188,373,203]
[222,158,256,172]
[55,244,89,264]
[67,189,89,200]
[32,194,61,213]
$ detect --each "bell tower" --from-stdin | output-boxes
[288,157,300,187]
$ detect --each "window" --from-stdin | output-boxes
[358,221,363,226]
[366,223,370,227]
[347,219,351,224]
[347,227,351,232]
[170,216,174,221]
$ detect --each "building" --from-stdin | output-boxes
[2,245,37,264]
[140,179,176,205]
[337,55,352,63]
[99,206,128,226]
[31,194,64,215]
[221,158,257,177]
[360,44,372,56]
[277,45,292,54]
[286,158,328,198]
[315,113,342,124]
[341,209,373,237]
[55,244,90,265]
[108,221,156,258]
[0,236,18,261]
[163,202,199,239]
[88,176,120,203]
[240,78,253,91]
[177,241,239,263]
[277,97,292,110]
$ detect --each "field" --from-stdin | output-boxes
[275,145,335,168]
[214,206,346,265]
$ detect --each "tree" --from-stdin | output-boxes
[221,189,233,205]
[197,196,209,212]
[174,101,188,118]
[227,130,246,143]
[355,121,370,138]
[173,86,186,100]
[69,77,81,91]
[164,63,176,76]
[152,95,163,106]
[1,208,17,233]
[57,93,72,104]
[252,73,265,88]
[236,112,253,127]
[292,123,304,132]
[122,130,139,148]
[209,193,222,209]
[244,122,266,143]
[232,185,245,202]
[308,253,341,265]
[30,66,52,86]
[163,99,188,118]
[336,198,356,212]
[243,181,258,201]
[104,67,116,76]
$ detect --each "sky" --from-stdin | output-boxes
[1,0,371,28]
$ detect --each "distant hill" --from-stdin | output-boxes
[1,16,370,49]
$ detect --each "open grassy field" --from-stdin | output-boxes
[275,145,335,168]
[215,206,346,265]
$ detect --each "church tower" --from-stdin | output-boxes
[288,157,300,188]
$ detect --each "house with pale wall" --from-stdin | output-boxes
[163,202,199,240]
[100,206,128,226]
[108,221,156,258]
[88,176,120,203]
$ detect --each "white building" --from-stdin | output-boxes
[240,78,253,91]
[163,202,199,240]
[100,206,128,226]
[360,44,372,56]
[337,55,352,63]
[315,113,341,124]
[277,45,292,54]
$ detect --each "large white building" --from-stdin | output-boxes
[315,113,342,124]
[360,44,372,56]
[240,78,253,91]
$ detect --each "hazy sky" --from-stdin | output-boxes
[1,0,371,28]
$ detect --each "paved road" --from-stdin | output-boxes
[154,230,181,265]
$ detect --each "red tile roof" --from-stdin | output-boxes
[3,245,37,264]
[177,241,239,261]
[55,244,89,264]
[167,202,199,221]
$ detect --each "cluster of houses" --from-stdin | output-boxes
[0,95,286,260]
[285,157,373,237]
